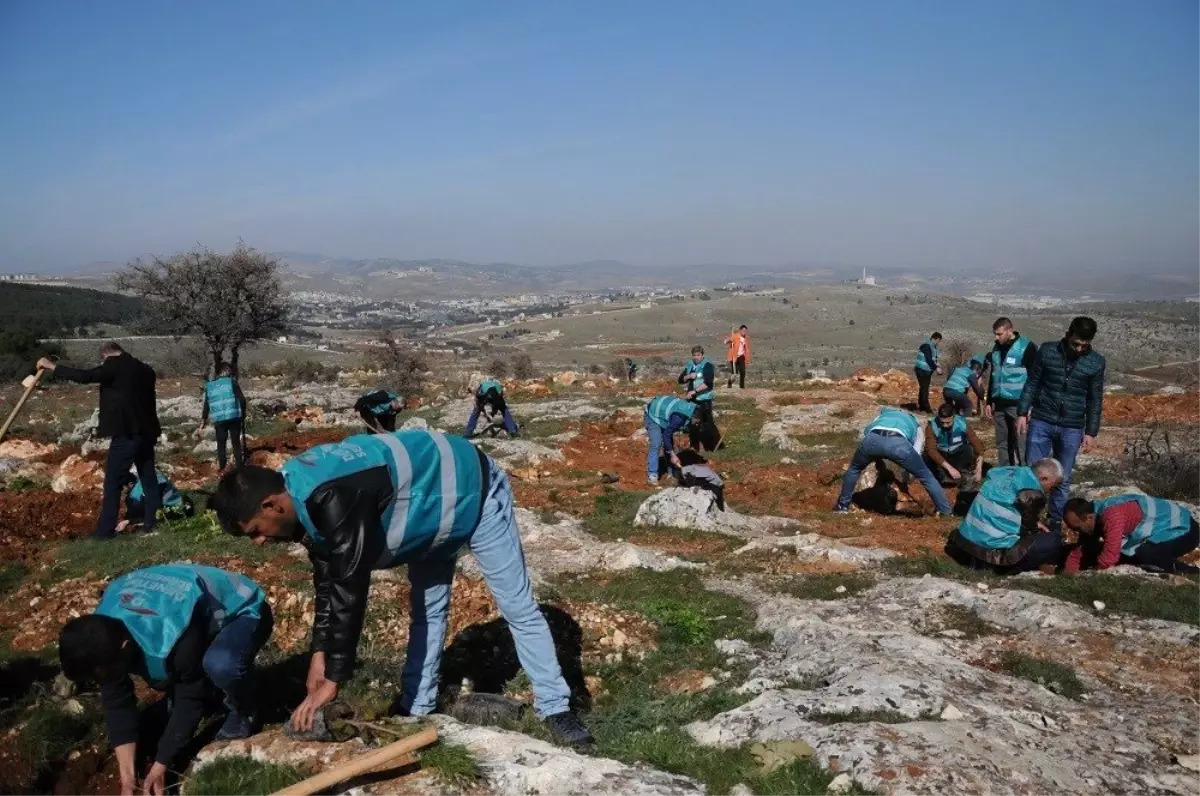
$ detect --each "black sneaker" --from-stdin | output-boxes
[544,711,594,749]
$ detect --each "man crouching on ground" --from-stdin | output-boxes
[59,564,272,796]
[209,429,594,748]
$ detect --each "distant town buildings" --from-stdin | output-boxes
[0,273,39,281]
[858,268,876,286]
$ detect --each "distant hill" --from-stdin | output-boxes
[0,282,148,337]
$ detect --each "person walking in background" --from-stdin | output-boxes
[913,332,943,412]
[725,325,750,389]
[39,343,161,540]
[679,345,719,450]
[198,363,248,470]
[984,318,1038,466]
[1018,316,1105,530]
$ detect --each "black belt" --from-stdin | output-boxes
[870,429,904,438]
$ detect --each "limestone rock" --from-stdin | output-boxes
[457,508,697,584]
[399,416,429,430]
[827,773,854,794]
[733,534,896,567]
[633,488,795,537]
[553,371,579,386]
[435,717,704,794]
[476,439,565,469]
[688,576,1198,794]
[51,454,103,493]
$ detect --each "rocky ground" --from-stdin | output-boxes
[0,368,1196,795]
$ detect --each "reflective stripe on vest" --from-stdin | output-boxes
[914,340,939,372]
[281,431,484,566]
[685,359,714,402]
[989,337,1030,401]
[95,564,263,683]
[129,471,182,508]
[929,415,969,453]
[204,377,241,423]
[945,366,973,394]
[958,466,1042,549]
[1095,494,1193,556]
[645,396,696,429]
[477,380,503,397]
[865,407,920,443]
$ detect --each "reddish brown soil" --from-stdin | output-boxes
[1103,392,1199,424]
[0,489,96,563]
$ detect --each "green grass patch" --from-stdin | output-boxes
[749,759,871,795]
[419,740,481,787]
[581,487,653,541]
[185,757,305,796]
[49,512,275,580]
[773,572,875,601]
[17,704,99,777]
[518,418,571,440]
[242,417,299,439]
[998,651,1086,700]
[883,552,1200,626]
[935,604,1001,640]
[0,561,27,597]
[808,708,931,724]
[3,475,49,493]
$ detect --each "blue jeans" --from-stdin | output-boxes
[836,431,952,514]
[1024,419,1083,523]
[645,414,664,479]
[97,435,159,539]
[400,459,571,718]
[465,402,518,436]
[202,604,274,715]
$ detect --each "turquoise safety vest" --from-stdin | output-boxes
[95,564,264,684]
[959,466,1042,549]
[929,416,969,453]
[477,379,503,397]
[944,366,973,394]
[369,392,401,416]
[204,377,242,423]
[129,471,183,509]
[1094,494,1193,556]
[645,396,696,429]
[989,337,1031,402]
[914,340,940,372]
[281,431,484,567]
[684,359,714,402]
[865,407,920,443]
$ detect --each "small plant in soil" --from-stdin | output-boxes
[998,651,1086,700]
[184,756,305,796]
[774,572,875,601]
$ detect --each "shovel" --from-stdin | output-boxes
[0,367,45,443]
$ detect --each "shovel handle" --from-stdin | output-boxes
[0,367,45,443]
[270,726,439,796]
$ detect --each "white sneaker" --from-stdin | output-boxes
[647,476,659,486]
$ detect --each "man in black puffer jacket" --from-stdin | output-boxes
[1017,316,1105,529]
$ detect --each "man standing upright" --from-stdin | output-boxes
[725,325,750,389]
[679,345,718,450]
[198,363,248,470]
[40,343,161,540]
[913,332,943,413]
[984,318,1038,466]
[1018,317,1105,529]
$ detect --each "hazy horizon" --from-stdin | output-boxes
[1,1,1196,275]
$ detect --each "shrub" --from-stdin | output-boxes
[267,358,338,388]
[487,357,509,378]
[511,353,537,379]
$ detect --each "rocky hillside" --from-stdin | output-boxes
[0,369,1196,795]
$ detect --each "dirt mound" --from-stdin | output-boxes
[1103,392,1199,424]
[0,439,58,460]
[247,429,354,469]
[0,490,95,563]
[843,368,915,403]
[0,576,109,650]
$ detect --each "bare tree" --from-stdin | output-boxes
[113,242,290,376]
[511,353,537,380]
[487,357,509,378]
[379,331,430,397]
[944,340,973,369]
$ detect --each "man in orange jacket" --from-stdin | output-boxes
[725,325,750,389]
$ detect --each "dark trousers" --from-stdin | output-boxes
[923,446,977,486]
[688,401,720,451]
[915,368,934,412]
[728,357,746,389]
[1128,519,1200,573]
[97,436,158,539]
[992,404,1024,466]
[358,409,397,433]
[943,388,973,416]
[945,528,1065,575]
[214,419,244,470]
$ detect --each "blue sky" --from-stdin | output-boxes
[0,0,1196,273]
